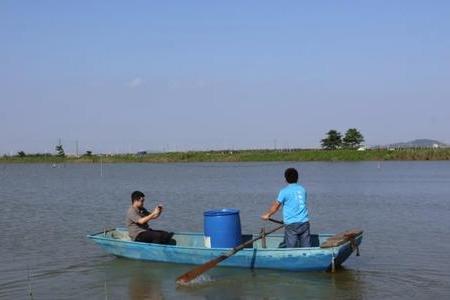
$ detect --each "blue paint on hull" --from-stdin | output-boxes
[87,229,362,271]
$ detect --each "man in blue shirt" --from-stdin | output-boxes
[261,168,311,248]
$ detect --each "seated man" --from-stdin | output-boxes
[126,191,174,244]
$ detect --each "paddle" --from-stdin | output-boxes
[176,219,285,284]
[268,218,284,225]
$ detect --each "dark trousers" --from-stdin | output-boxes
[281,221,311,248]
[136,229,174,245]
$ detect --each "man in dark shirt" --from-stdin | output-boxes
[126,191,173,244]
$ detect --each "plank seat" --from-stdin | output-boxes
[320,228,363,248]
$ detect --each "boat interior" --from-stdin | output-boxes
[101,229,328,249]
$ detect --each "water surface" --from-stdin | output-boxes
[1,162,449,299]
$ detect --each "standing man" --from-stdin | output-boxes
[261,168,311,248]
[126,191,174,244]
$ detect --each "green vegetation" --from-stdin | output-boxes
[343,128,365,149]
[55,143,65,157]
[1,148,450,163]
[321,130,343,150]
[321,128,365,150]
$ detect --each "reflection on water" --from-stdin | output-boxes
[128,264,163,300]
[98,259,365,299]
[1,162,450,299]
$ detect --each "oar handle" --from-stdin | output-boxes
[268,218,284,225]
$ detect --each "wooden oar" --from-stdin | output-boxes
[268,218,284,225]
[176,220,285,284]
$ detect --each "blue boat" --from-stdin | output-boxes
[88,228,363,271]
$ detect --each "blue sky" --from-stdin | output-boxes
[1,1,450,154]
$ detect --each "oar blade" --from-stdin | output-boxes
[176,255,226,284]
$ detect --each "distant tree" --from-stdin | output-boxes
[17,151,26,157]
[321,130,342,150]
[343,128,365,149]
[84,150,92,156]
[55,144,65,157]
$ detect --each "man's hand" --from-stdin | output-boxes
[261,200,281,221]
[261,213,271,220]
[153,205,163,217]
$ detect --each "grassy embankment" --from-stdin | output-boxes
[1,148,450,163]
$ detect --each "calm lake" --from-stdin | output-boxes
[1,162,450,299]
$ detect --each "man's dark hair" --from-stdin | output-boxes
[284,168,298,183]
[131,191,145,203]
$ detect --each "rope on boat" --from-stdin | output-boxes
[331,236,360,272]
[350,238,360,256]
[331,251,336,272]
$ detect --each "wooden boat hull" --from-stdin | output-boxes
[87,228,362,271]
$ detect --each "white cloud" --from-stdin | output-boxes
[127,77,144,88]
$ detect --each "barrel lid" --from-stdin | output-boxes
[204,208,240,216]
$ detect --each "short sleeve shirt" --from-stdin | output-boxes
[277,183,309,225]
[126,206,150,240]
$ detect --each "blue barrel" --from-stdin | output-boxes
[203,208,242,248]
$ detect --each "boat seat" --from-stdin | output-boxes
[320,228,363,248]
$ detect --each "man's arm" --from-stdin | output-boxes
[137,206,162,225]
[261,200,281,220]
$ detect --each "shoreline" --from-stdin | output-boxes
[1,149,450,163]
